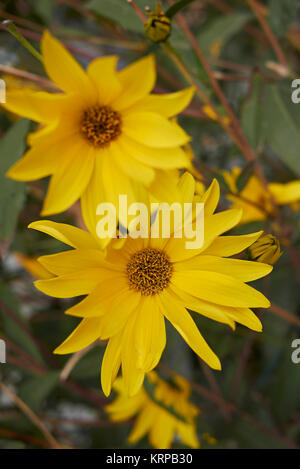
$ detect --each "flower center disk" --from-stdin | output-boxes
[80,105,122,148]
[127,248,173,296]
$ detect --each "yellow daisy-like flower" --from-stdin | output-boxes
[3,31,194,216]
[29,173,272,397]
[106,372,200,449]
[224,167,300,224]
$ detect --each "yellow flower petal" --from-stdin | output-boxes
[128,87,194,117]
[177,423,200,449]
[7,129,77,181]
[28,220,99,249]
[105,392,143,422]
[134,296,166,371]
[128,404,155,444]
[41,141,95,216]
[269,180,300,205]
[121,313,145,396]
[122,112,190,148]
[119,136,190,169]
[54,318,101,354]
[164,208,242,264]
[100,290,141,339]
[80,155,108,249]
[112,140,155,185]
[203,231,263,257]
[41,30,94,98]
[177,172,195,205]
[176,255,273,282]
[170,285,236,329]
[160,290,221,370]
[149,170,182,205]
[65,276,128,317]
[115,55,155,110]
[3,90,66,123]
[227,308,262,332]
[34,268,105,298]
[87,55,122,105]
[200,179,220,217]
[172,270,270,308]
[101,332,123,397]
[149,413,174,449]
[101,148,137,227]
[38,249,107,275]
[202,209,243,250]
[7,145,55,181]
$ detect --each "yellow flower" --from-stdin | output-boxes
[106,372,200,449]
[29,173,272,397]
[202,432,217,445]
[202,105,230,126]
[4,30,194,216]
[248,234,282,265]
[224,167,300,224]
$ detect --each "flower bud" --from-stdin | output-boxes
[144,3,171,43]
[248,234,282,265]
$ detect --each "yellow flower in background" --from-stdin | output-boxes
[248,234,282,265]
[29,173,271,397]
[202,432,217,445]
[3,30,194,216]
[202,105,230,126]
[14,252,53,279]
[106,372,200,449]
[224,167,300,224]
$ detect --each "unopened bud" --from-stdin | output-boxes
[248,234,282,265]
[144,3,171,43]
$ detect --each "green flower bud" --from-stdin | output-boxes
[144,3,171,43]
[248,234,282,265]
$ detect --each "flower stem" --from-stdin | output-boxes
[127,0,147,21]
[246,0,289,70]
[172,11,281,218]
[2,20,43,63]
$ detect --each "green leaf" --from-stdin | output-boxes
[233,418,286,449]
[0,440,26,449]
[262,84,300,174]
[31,0,54,24]
[269,0,299,38]
[69,345,104,379]
[86,0,156,33]
[0,280,43,364]
[236,161,255,193]
[0,119,30,241]
[18,371,60,412]
[165,0,196,19]
[241,75,263,151]
[197,12,253,57]
[269,346,300,422]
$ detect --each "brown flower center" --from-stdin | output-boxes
[80,105,122,148]
[127,248,173,296]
